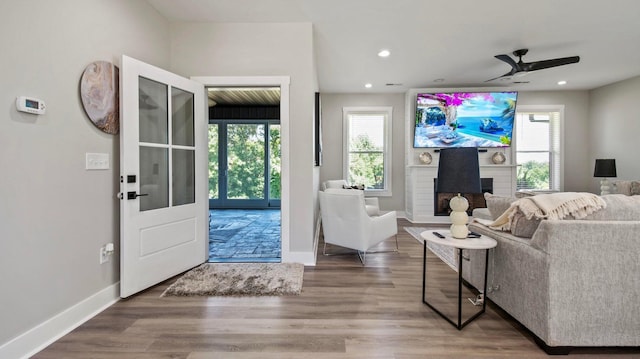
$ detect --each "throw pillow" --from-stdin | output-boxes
[484,193,517,220]
[343,184,365,190]
[630,181,640,196]
[510,211,541,238]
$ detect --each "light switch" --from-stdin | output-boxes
[86,153,110,170]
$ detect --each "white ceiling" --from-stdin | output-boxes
[147,0,640,93]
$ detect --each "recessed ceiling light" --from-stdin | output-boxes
[365,83,373,88]
[377,49,390,58]
[557,80,567,85]
[433,78,445,83]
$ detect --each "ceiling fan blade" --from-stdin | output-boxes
[494,54,520,71]
[525,56,580,71]
[484,71,514,82]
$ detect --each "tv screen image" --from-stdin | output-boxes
[414,91,518,148]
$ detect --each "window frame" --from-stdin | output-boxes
[342,106,393,197]
[514,105,564,191]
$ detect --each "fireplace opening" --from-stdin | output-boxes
[434,178,493,216]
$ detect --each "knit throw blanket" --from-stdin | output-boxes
[488,192,606,231]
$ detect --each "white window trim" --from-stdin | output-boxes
[342,106,393,197]
[514,105,564,191]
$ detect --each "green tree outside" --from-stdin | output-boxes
[226,124,265,199]
[269,125,281,199]
[208,123,281,201]
[349,134,384,189]
[517,160,550,190]
[208,125,218,199]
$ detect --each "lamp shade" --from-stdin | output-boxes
[594,159,616,178]
[436,147,482,194]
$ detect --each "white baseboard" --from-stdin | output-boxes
[284,250,317,266]
[0,283,120,359]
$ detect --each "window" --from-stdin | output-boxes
[515,106,563,191]
[343,107,392,196]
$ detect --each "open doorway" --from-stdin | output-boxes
[206,87,282,262]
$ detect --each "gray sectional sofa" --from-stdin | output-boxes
[464,186,640,354]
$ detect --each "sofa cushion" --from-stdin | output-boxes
[510,211,542,238]
[582,194,640,220]
[613,180,640,195]
[484,193,517,220]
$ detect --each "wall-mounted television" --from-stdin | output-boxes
[414,91,518,148]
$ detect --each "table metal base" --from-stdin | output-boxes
[421,240,490,330]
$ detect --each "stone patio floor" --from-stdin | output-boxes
[208,209,281,263]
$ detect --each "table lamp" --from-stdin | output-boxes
[436,147,482,239]
[594,159,616,195]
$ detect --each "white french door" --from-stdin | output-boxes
[120,55,207,298]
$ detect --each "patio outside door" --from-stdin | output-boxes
[208,120,281,209]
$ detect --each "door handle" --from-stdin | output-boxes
[127,191,149,200]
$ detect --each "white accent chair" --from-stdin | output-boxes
[319,188,398,264]
[322,180,380,216]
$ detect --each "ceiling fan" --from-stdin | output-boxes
[486,48,580,82]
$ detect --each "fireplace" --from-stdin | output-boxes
[434,178,493,216]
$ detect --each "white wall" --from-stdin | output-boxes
[319,93,406,211]
[0,0,170,351]
[169,22,317,254]
[589,75,640,191]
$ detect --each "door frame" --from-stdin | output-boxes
[192,76,291,262]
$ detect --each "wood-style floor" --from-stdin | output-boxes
[34,219,639,358]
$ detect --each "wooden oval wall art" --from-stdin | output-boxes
[80,61,119,134]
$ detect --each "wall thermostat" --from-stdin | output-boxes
[16,96,46,115]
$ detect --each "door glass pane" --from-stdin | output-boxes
[208,124,219,200]
[227,123,265,200]
[269,124,281,200]
[172,149,195,206]
[139,77,168,144]
[139,146,169,211]
[172,87,194,146]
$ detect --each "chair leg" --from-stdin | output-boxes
[368,235,399,254]
[323,242,357,257]
[324,237,397,265]
[357,251,366,265]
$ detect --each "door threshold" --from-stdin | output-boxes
[208,257,281,263]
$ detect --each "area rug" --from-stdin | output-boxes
[161,262,304,297]
[404,227,459,272]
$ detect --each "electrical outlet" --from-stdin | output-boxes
[100,245,110,264]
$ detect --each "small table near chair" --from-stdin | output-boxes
[421,230,497,329]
